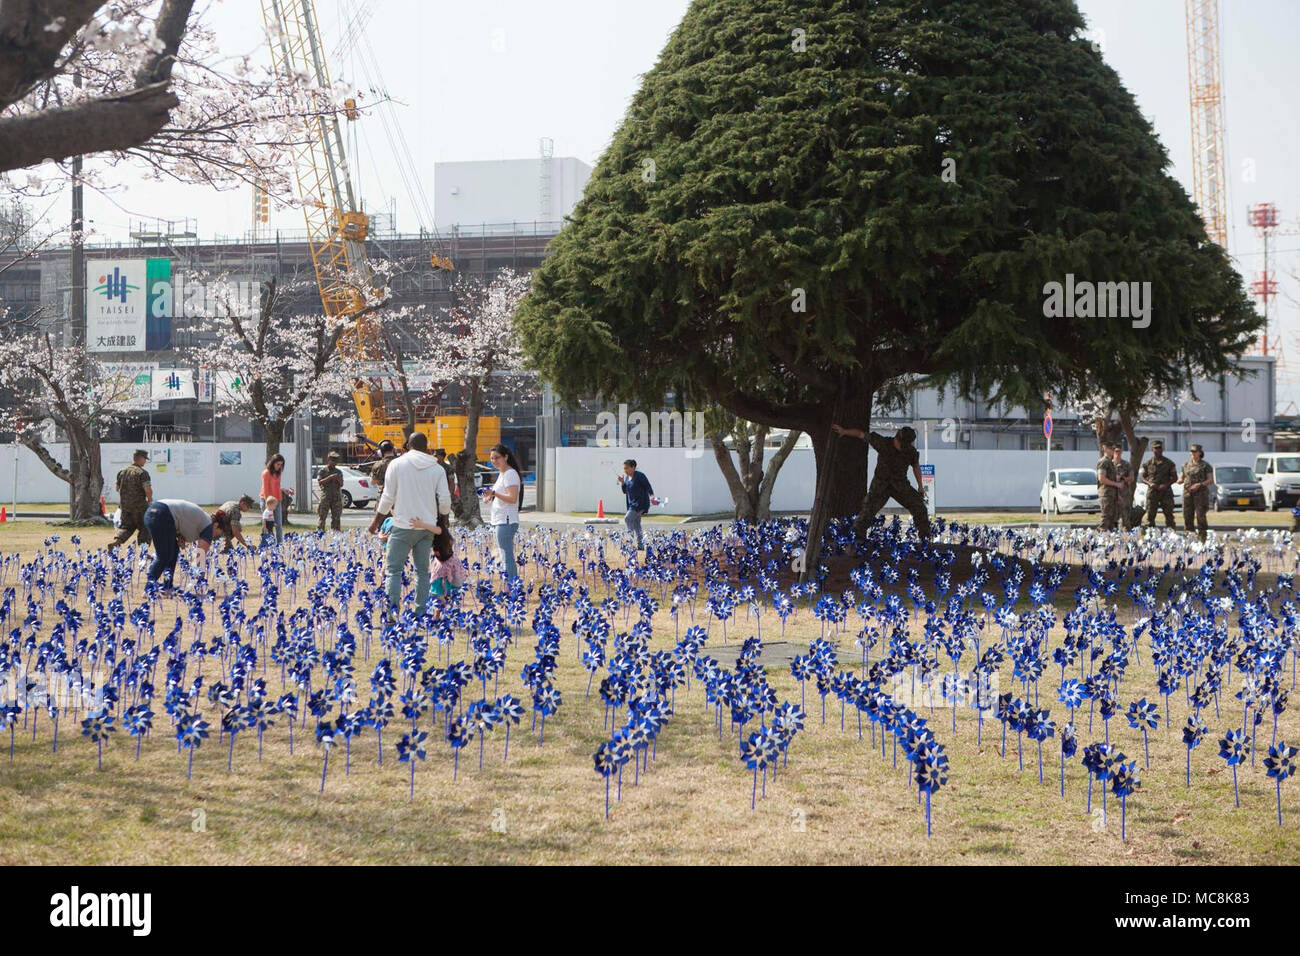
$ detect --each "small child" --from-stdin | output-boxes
[378,515,395,543]
[259,496,279,547]
[409,514,465,596]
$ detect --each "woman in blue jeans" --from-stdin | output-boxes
[482,444,522,580]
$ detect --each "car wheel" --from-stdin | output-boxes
[342,491,353,509]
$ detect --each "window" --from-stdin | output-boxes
[1277,458,1300,473]
[1057,470,1096,486]
[1215,466,1254,483]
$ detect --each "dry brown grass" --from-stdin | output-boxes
[0,520,1296,865]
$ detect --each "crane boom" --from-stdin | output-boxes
[1185,0,1228,250]
[262,0,370,325]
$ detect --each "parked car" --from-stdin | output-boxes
[1253,453,1300,510]
[1040,468,1101,514]
[1209,463,1265,512]
[310,465,375,509]
[1133,480,1184,511]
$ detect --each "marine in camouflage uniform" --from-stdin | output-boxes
[368,440,398,498]
[1096,444,1121,531]
[1179,444,1214,543]
[108,449,152,549]
[317,451,344,531]
[835,424,931,539]
[1140,441,1178,528]
[1116,455,1136,529]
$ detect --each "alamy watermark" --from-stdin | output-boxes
[1042,274,1151,329]
[595,403,707,459]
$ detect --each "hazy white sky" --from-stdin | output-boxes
[63,0,1300,406]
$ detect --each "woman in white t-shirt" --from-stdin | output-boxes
[481,443,522,580]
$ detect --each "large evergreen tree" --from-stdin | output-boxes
[517,0,1259,529]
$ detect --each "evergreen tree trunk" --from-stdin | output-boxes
[803,386,872,581]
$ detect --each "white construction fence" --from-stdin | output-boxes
[1,443,296,507]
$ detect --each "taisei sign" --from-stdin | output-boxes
[87,259,171,353]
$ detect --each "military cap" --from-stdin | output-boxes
[327,451,341,460]
[133,448,149,459]
[1151,440,1163,450]
[1190,443,1203,453]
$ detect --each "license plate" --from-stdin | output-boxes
[1237,498,1251,505]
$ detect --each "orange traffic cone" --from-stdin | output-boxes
[597,499,604,518]
[0,506,6,522]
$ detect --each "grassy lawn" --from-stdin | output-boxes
[0,520,1295,865]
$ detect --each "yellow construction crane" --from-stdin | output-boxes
[1185,0,1228,250]
[260,0,498,455]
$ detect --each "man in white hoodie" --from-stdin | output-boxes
[367,431,451,615]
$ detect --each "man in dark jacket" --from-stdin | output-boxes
[616,458,654,550]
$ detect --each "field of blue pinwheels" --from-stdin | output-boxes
[0,516,1297,865]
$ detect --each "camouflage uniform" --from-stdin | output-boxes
[1141,455,1178,528]
[855,432,931,538]
[371,453,397,497]
[109,462,152,548]
[1181,452,1214,542]
[212,500,247,550]
[1097,454,1120,531]
[1116,458,1136,529]
[317,459,344,531]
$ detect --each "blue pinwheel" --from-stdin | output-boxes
[1126,698,1158,769]
[1059,722,1078,797]
[1218,729,1250,808]
[176,714,210,780]
[1264,740,1298,827]
[593,742,619,819]
[315,720,336,793]
[1182,715,1207,787]
[740,728,776,809]
[395,729,429,800]
[446,716,470,780]
[123,704,153,760]
[80,710,115,770]
[913,742,949,837]
[1110,759,1141,841]
[532,683,562,746]
[496,694,524,762]
[1,702,19,760]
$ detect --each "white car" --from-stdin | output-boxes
[310,465,375,509]
[1040,468,1101,514]
[1253,453,1300,510]
[1132,480,1184,510]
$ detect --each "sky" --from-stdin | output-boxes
[57,0,1300,408]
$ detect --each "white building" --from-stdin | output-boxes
[434,157,592,234]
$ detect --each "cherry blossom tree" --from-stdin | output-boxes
[187,273,368,465]
[0,326,134,522]
[442,268,532,526]
[352,260,454,444]
[0,0,349,195]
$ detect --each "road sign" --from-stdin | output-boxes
[1044,413,1053,438]
[920,464,935,484]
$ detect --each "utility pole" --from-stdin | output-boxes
[70,73,85,348]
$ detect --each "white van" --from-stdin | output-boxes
[1253,453,1300,510]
